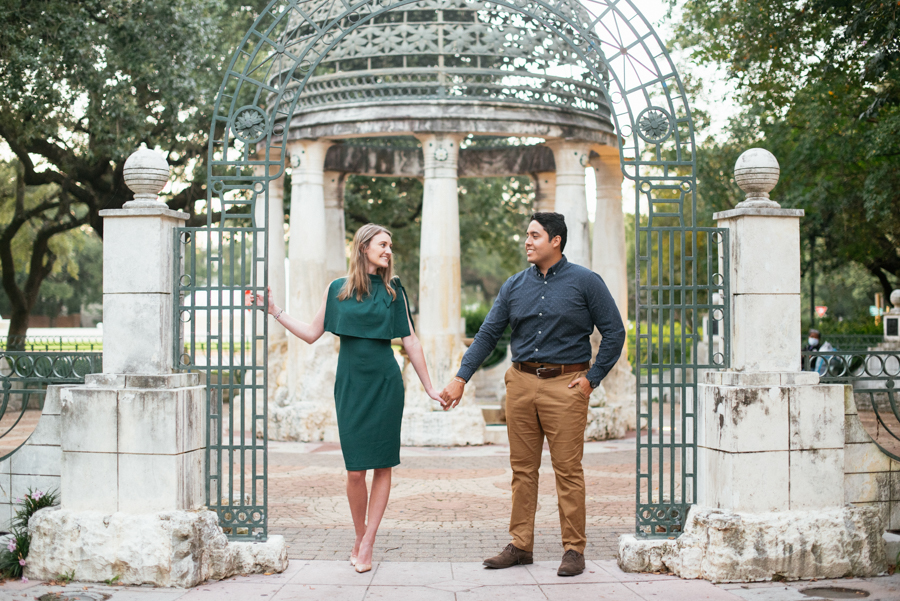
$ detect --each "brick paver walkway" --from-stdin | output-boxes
[269,436,637,562]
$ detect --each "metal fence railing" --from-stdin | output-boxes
[803,348,900,461]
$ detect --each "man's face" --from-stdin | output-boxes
[525,220,560,265]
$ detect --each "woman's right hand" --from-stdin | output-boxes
[426,387,449,409]
[246,286,276,315]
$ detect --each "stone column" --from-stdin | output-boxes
[546,140,591,268]
[254,166,287,345]
[324,170,347,283]
[269,139,340,442]
[404,133,484,446]
[26,148,286,587]
[617,149,884,582]
[588,153,634,435]
[532,171,556,212]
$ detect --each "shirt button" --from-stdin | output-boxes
[539,313,542,316]
[538,331,542,334]
[535,348,539,352]
[544,281,547,285]
[541,296,544,299]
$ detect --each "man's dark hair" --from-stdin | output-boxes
[529,212,567,252]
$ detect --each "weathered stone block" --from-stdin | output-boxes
[125,373,200,389]
[10,445,61,478]
[845,441,892,474]
[721,450,789,513]
[789,385,844,450]
[26,508,288,587]
[102,213,178,295]
[618,504,885,582]
[891,470,900,502]
[25,414,59,446]
[62,451,116,513]
[700,384,789,453]
[118,449,203,513]
[844,413,872,444]
[844,471,891,504]
[725,214,801,296]
[731,293,801,372]
[789,449,843,509]
[61,387,117,453]
[102,292,173,374]
[84,373,126,388]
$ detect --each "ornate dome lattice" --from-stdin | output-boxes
[272,0,611,121]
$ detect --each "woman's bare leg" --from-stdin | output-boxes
[346,470,368,560]
[356,467,392,566]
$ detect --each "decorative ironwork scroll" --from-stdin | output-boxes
[199,0,721,539]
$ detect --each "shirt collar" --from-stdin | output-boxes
[532,255,567,279]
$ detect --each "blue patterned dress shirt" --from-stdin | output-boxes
[456,255,626,388]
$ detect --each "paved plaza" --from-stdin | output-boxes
[2,436,899,599]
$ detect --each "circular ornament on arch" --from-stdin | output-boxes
[231,105,269,144]
[434,147,449,161]
[636,106,673,145]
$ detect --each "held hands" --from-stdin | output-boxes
[569,376,593,398]
[439,379,465,411]
[246,286,277,315]
[425,387,449,410]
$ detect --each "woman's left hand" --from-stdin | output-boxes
[426,387,448,409]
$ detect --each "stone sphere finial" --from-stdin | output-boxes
[734,148,781,209]
[890,290,900,313]
[123,147,169,207]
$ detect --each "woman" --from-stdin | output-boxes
[251,223,444,573]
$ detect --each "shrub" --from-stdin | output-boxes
[0,488,58,579]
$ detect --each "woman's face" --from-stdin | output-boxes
[364,232,393,271]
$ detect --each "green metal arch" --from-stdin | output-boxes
[203,0,728,540]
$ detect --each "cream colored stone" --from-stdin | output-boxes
[253,166,287,345]
[845,441,892,474]
[724,215,800,295]
[789,449,843,509]
[718,450,789,513]
[102,213,180,294]
[845,413,872,444]
[789,384,845,450]
[61,452,117,513]
[532,171,556,211]
[10,445,61,477]
[701,384,789,453]
[103,292,174,374]
[401,405,485,446]
[618,504,885,582]
[547,140,591,268]
[26,508,288,587]
[731,293,801,372]
[61,387,117,453]
[844,471,891,504]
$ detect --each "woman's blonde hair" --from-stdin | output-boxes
[338,223,398,302]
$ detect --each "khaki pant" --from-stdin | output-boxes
[504,365,589,554]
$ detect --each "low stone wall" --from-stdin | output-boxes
[843,386,900,530]
[0,384,69,529]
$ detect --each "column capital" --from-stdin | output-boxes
[287,138,334,182]
[545,139,592,186]
[415,133,463,177]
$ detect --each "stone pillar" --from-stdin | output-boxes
[324,170,347,283]
[268,139,340,442]
[617,148,884,582]
[546,140,591,268]
[533,171,556,212]
[404,133,484,446]
[588,153,634,435]
[26,148,286,587]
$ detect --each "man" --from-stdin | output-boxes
[441,212,625,577]
[802,329,822,371]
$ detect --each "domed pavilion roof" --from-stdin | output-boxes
[273,0,616,143]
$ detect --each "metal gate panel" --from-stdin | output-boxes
[174,224,268,541]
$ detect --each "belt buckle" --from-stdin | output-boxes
[535,367,553,379]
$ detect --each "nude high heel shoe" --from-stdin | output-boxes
[354,562,372,574]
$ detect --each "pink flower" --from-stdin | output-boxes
[6,540,16,552]
[18,559,25,566]
[21,577,27,583]
[32,491,43,500]
[14,498,21,504]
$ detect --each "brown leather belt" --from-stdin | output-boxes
[513,361,590,379]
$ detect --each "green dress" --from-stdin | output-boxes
[324,274,412,471]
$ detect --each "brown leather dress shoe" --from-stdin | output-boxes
[483,543,533,568]
[557,549,585,576]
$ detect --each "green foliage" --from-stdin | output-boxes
[673,0,900,300]
[344,175,532,309]
[627,321,695,372]
[462,303,510,370]
[57,570,75,584]
[0,488,58,579]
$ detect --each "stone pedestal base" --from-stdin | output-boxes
[26,507,288,587]
[617,505,885,583]
[401,405,485,446]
